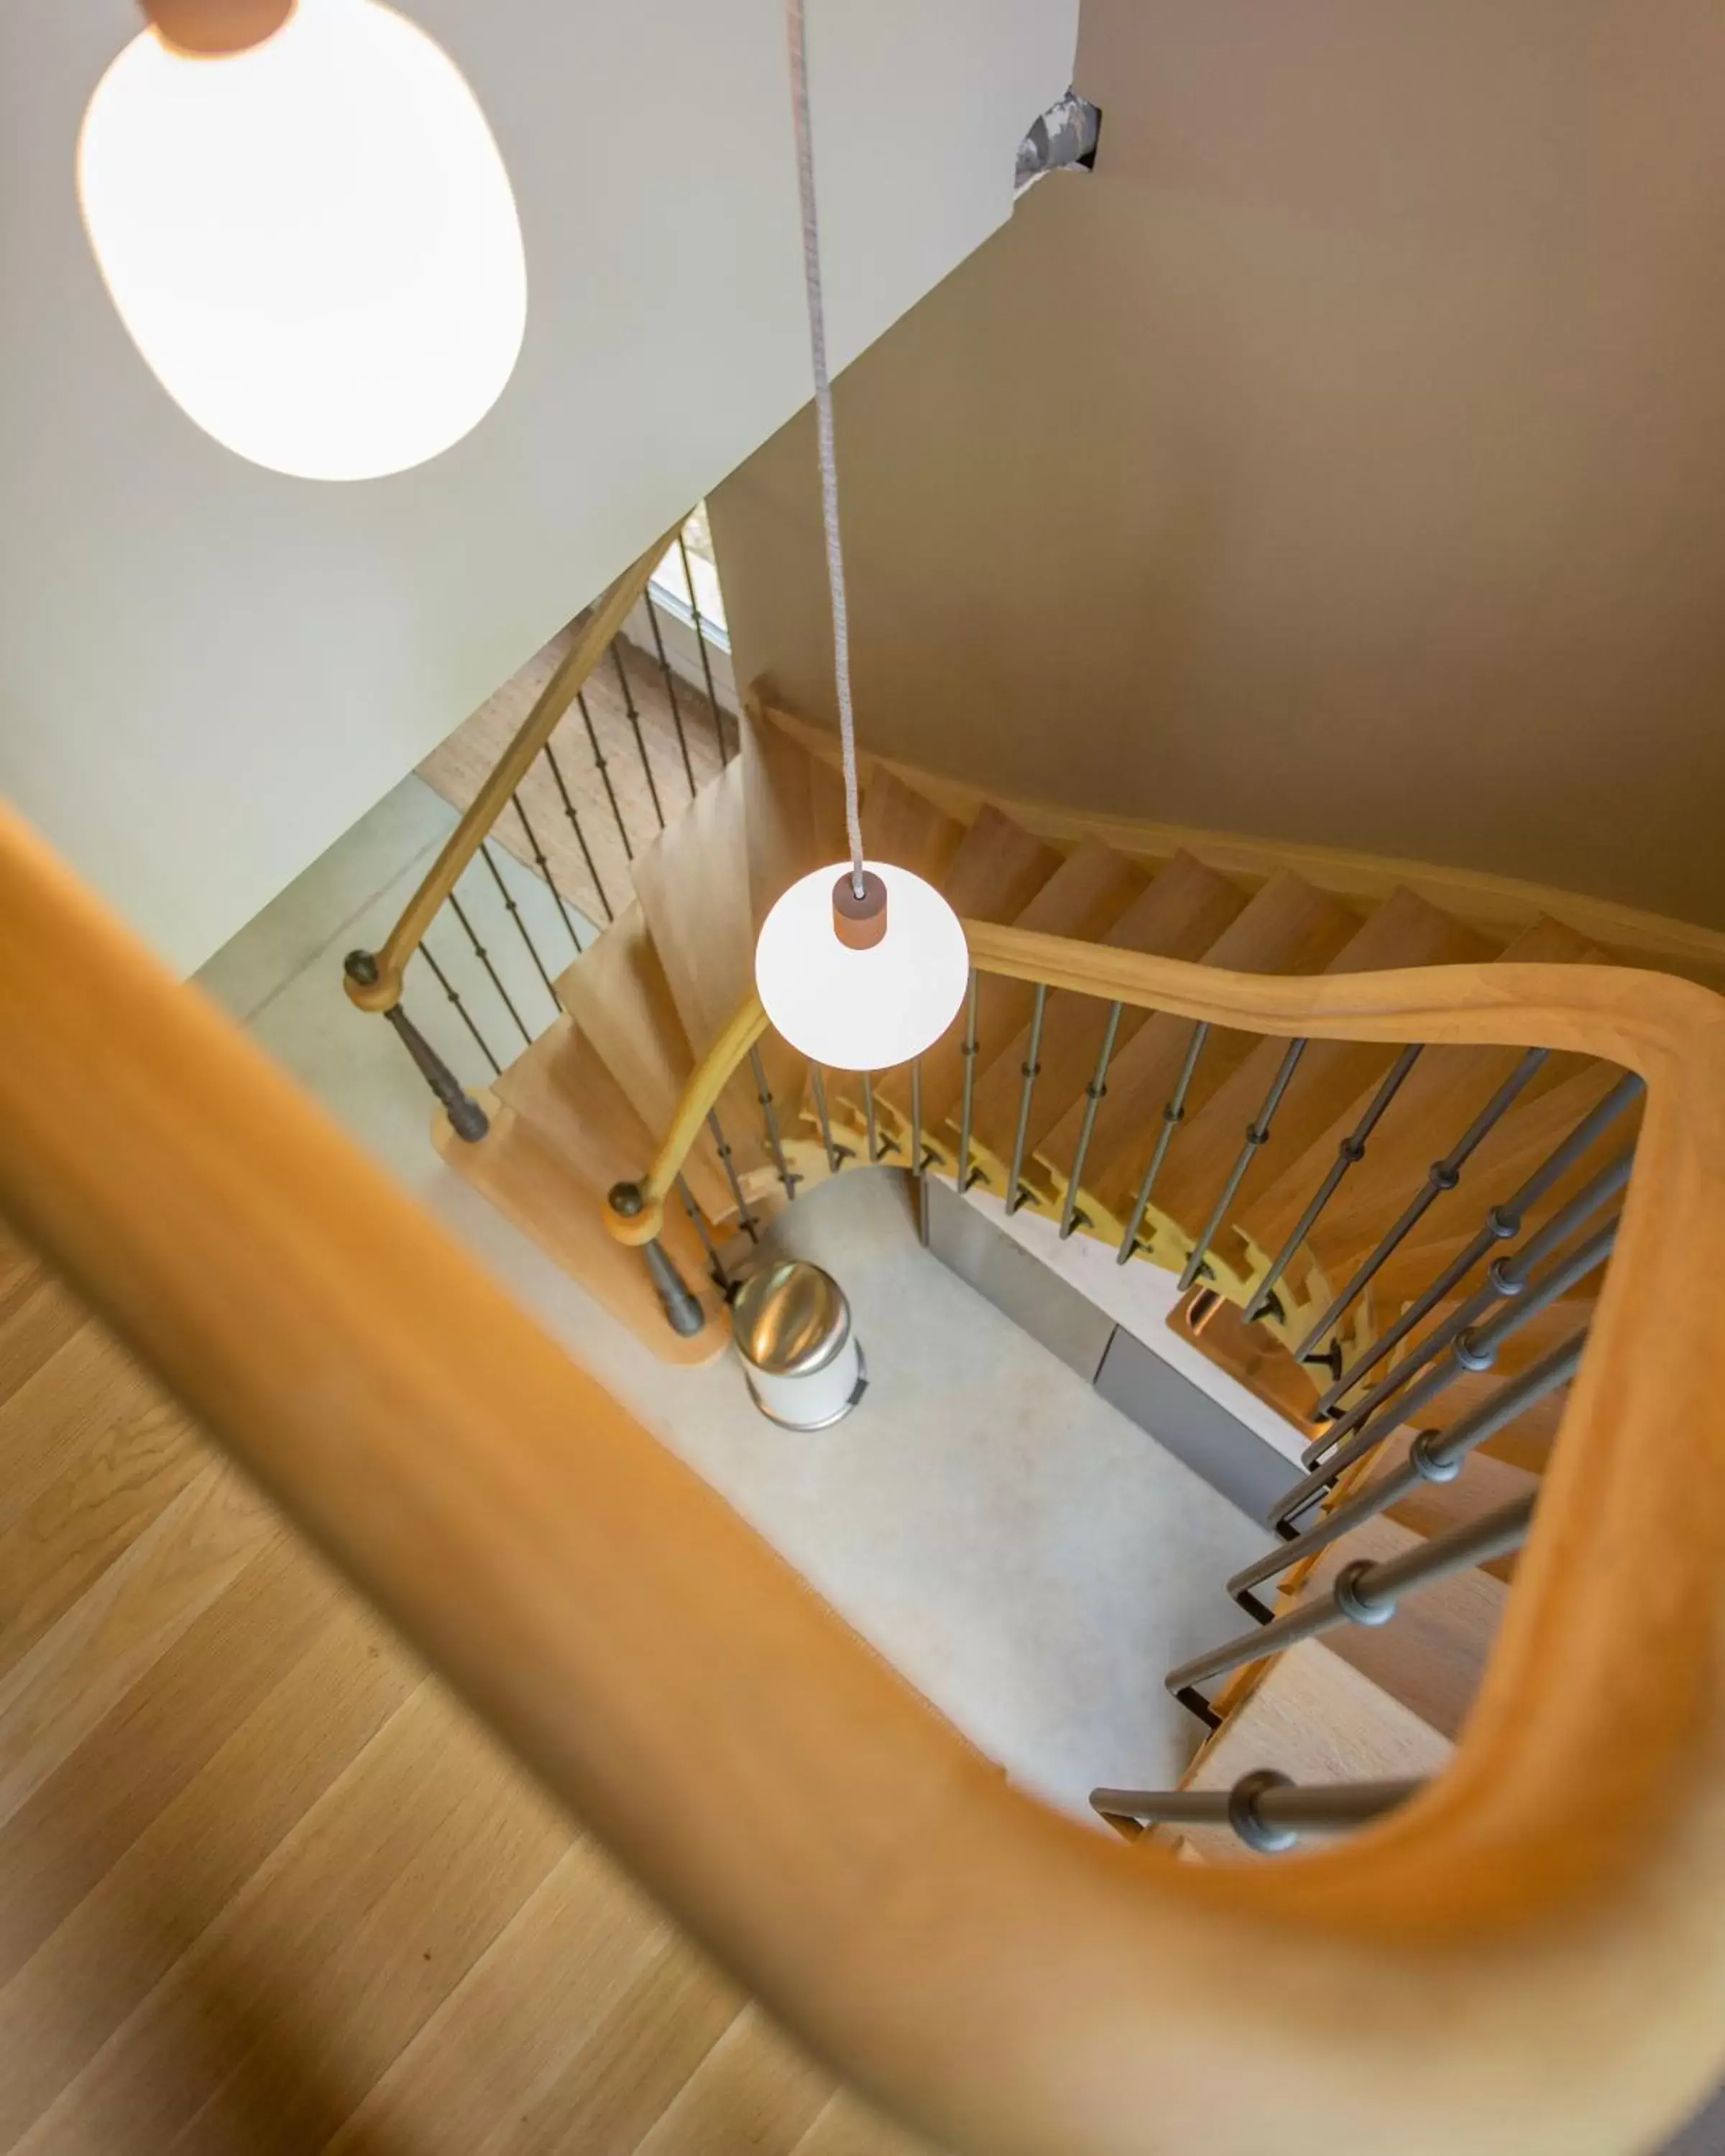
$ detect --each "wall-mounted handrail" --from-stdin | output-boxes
[344,528,676,1017]
[8,806,1725,2156]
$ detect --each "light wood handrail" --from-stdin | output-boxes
[344,528,678,1014]
[6,803,1725,2155]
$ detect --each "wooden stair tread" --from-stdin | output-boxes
[741,706,850,935]
[790,2093,942,2156]
[859,767,965,889]
[915,839,1149,1134]
[1044,870,1362,1222]
[1373,1430,1540,1572]
[1244,917,1607,1284]
[436,1083,726,1368]
[1149,891,1497,1284]
[1176,1638,1452,1861]
[1283,1512,1505,1743]
[962,852,1248,1190]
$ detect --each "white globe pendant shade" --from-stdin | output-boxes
[77,0,528,482]
[755,862,970,1072]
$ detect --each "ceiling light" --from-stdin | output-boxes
[755,0,969,1074]
[77,0,528,482]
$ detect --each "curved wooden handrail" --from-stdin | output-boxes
[343,528,677,1015]
[6,801,1725,2155]
[604,991,772,1245]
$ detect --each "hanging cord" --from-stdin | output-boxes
[786,0,866,897]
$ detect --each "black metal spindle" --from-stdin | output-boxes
[610,643,665,831]
[1178,1038,1307,1292]
[1006,984,1049,1215]
[1117,1019,1208,1266]
[678,1174,731,1296]
[955,969,983,1195]
[416,939,500,1077]
[1169,1493,1536,1723]
[678,531,728,766]
[707,1108,759,1240]
[607,1182,704,1338]
[643,590,699,796]
[1243,1045,1423,1324]
[1091,1772,1422,1852]
[1310,1070,1643,1424]
[511,793,584,957]
[447,890,532,1047]
[1303,1148,1633,1469]
[578,689,632,862]
[345,950,488,1142]
[540,738,613,925]
[1259,1233,1609,1559]
[1059,1000,1125,1240]
[479,839,559,1013]
[809,1067,852,1176]
[1292,1048,1550,1366]
[749,1046,799,1200]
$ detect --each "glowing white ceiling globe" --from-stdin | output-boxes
[77,0,528,482]
[755,862,970,1073]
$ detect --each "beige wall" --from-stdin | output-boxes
[710,0,1725,931]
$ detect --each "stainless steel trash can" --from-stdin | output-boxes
[731,1260,866,1430]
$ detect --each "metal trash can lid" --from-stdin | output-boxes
[732,1261,851,1378]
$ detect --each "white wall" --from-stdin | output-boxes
[0,0,1075,972]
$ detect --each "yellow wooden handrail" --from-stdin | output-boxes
[604,990,771,1245]
[344,527,678,1015]
[6,800,1725,2155]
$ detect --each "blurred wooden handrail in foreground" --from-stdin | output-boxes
[4,794,1725,2156]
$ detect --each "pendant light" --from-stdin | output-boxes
[753,0,970,1074]
[77,0,527,482]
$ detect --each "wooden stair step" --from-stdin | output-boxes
[1174,1637,1451,1861]
[632,2002,832,2156]
[741,706,850,934]
[1147,890,1495,1290]
[1243,916,1607,1290]
[915,839,1149,1136]
[1371,1429,1541,1578]
[869,803,1063,1127]
[790,2093,942,2156]
[962,852,1248,1194]
[1047,870,1363,1233]
[859,765,965,889]
[436,1065,726,1368]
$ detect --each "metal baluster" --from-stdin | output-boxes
[1304,1148,1633,1468]
[1091,1773,1422,1851]
[345,951,488,1143]
[1168,1493,1535,1724]
[1177,1039,1307,1292]
[578,689,632,861]
[479,839,559,1013]
[678,531,728,766]
[1243,1045,1422,1324]
[1311,1070,1643,1424]
[643,591,699,796]
[511,793,584,957]
[1005,984,1049,1215]
[677,1174,731,1296]
[749,1045,799,1200]
[417,939,500,1077]
[911,1057,931,1247]
[447,890,531,1046]
[1117,1019,1208,1265]
[809,1067,852,1176]
[540,738,613,924]
[707,1108,759,1240]
[955,969,983,1195]
[607,1183,704,1338]
[610,645,665,831]
[1059,1000,1124,1240]
[1257,1233,1609,1562]
[1292,1047,1550,1366]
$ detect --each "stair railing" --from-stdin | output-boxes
[9,803,1725,2156]
[341,521,717,1140]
